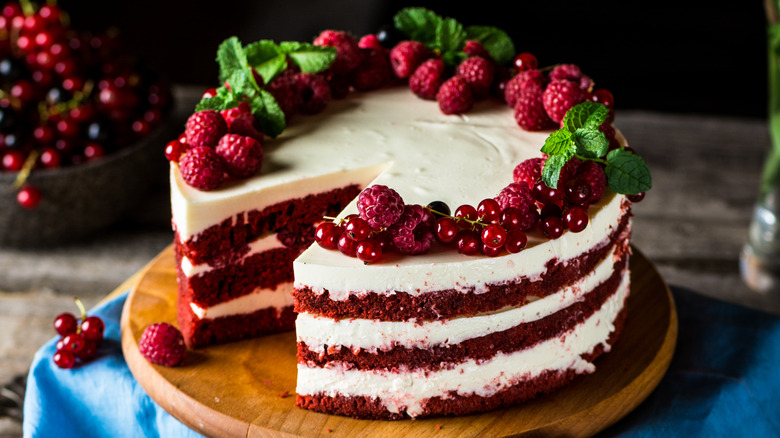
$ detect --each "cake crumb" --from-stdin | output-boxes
[327,428,332,433]
[279,390,290,398]
[436,424,442,430]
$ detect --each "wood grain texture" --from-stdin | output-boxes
[121,245,676,438]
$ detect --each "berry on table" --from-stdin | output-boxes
[54,313,78,337]
[53,350,75,369]
[80,316,105,342]
[17,185,42,209]
[138,322,187,367]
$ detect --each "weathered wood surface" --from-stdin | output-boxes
[1,87,778,435]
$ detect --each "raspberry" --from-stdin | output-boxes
[313,30,363,75]
[328,74,351,99]
[513,157,544,187]
[295,73,331,115]
[389,41,431,79]
[178,146,225,191]
[388,204,434,255]
[215,133,263,178]
[554,157,582,189]
[436,76,473,115]
[542,79,586,123]
[220,102,263,142]
[549,64,592,91]
[184,110,227,148]
[495,182,534,211]
[349,47,390,91]
[356,184,405,230]
[504,69,544,108]
[277,222,315,249]
[455,56,494,99]
[576,160,607,203]
[409,58,445,100]
[138,322,187,367]
[599,121,621,149]
[267,70,301,119]
[514,85,556,131]
[463,40,491,59]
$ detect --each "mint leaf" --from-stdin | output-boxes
[216,37,248,84]
[251,89,286,138]
[394,7,441,45]
[541,152,573,189]
[442,51,468,68]
[541,129,573,156]
[605,149,652,195]
[572,128,609,158]
[281,42,336,74]
[562,101,610,133]
[435,17,466,53]
[245,40,286,84]
[194,95,226,112]
[465,26,515,65]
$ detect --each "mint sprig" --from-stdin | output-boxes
[393,7,515,66]
[541,101,652,195]
[195,36,336,138]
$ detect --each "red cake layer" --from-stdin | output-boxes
[294,201,631,321]
[177,289,296,348]
[297,251,628,372]
[296,306,628,420]
[175,185,360,266]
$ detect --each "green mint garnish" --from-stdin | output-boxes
[393,7,515,67]
[541,101,652,195]
[195,36,336,138]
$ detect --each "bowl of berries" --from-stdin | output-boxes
[0,1,177,246]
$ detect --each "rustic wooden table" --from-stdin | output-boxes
[1,89,778,436]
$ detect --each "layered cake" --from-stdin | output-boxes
[167,7,650,420]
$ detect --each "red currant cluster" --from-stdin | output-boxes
[51,298,105,369]
[315,215,388,264]
[0,1,172,208]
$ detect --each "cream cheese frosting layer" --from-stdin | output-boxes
[294,192,627,298]
[180,233,286,277]
[296,244,623,352]
[296,270,630,418]
[189,282,294,320]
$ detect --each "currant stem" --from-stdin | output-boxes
[73,297,87,324]
[12,150,39,189]
[426,207,490,230]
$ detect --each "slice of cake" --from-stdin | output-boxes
[167,7,651,420]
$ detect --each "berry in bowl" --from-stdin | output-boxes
[0,1,177,246]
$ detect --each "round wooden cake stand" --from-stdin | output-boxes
[121,245,677,438]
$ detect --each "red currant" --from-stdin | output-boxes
[345,217,371,241]
[505,230,528,253]
[564,207,589,233]
[356,239,382,263]
[2,150,25,171]
[541,216,565,239]
[83,143,105,161]
[533,181,562,206]
[337,232,358,257]
[457,231,482,255]
[435,217,459,244]
[61,333,86,354]
[76,340,98,361]
[454,204,478,226]
[477,199,501,224]
[81,316,105,342]
[499,207,523,231]
[315,222,340,250]
[481,224,507,249]
[164,140,187,162]
[482,244,503,257]
[590,89,614,109]
[53,312,78,337]
[53,350,75,369]
[17,185,41,209]
[565,178,590,205]
[40,147,62,169]
[33,124,55,143]
[513,52,538,72]
[628,192,646,203]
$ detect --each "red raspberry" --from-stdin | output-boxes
[295,72,331,115]
[388,204,434,255]
[138,322,187,367]
[267,70,301,119]
[436,76,473,115]
[463,40,491,59]
[178,146,225,191]
[576,160,607,203]
[313,30,363,75]
[495,182,534,211]
[357,184,405,230]
[549,156,582,189]
[455,56,494,99]
[409,58,445,100]
[504,69,544,108]
[514,85,556,131]
[328,74,351,99]
[542,79,586,123]
[389,41,431,79]
[599,121,621,149]
[513,157,544,187]
[215,133,263,178]
[220,102,263,142]
[349,47,390,91]
[549,64,592,91]
[358,34,383,51]
[184,110,227,148]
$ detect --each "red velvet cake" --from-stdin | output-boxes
[167,7,651,420]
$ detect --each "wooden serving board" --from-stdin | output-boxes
[121,245,677,437]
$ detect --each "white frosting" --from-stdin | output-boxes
[296,269,630,418]
[180,233,286,278]
[188,282,294,320]
[296,244,623,351]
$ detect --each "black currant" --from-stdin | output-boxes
[426,200,451,219]
[376,24,402,49]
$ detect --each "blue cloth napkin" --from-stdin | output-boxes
[22,286,780,437]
